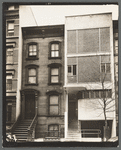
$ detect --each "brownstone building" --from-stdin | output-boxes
[5,4,19,129]
[20,25,64,139]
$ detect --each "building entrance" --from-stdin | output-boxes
[25,94,35,119]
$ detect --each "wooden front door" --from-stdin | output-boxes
[25,94,35,119]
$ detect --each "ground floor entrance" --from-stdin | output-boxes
[25,94,35,119]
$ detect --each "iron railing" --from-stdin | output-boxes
[81,129,101,138]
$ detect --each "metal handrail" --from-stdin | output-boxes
[9,114,21,134]
[81,129,101,137]
[28,114,37,131]
[27,114,37,141]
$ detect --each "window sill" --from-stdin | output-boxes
[48,57,62,59]
[26,57,39,60]
[25,83,38,86]
[48,83,62,85]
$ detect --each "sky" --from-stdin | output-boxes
[20,5,118,27]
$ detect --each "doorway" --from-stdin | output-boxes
[25,94,35,119]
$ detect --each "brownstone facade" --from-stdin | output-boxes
[5,4,19,129]
[22,25,64,138]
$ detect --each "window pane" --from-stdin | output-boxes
[50,96,58,104]
[28,77,36,83]
[51,51,55,57]
[8,6,14,10]
[33,45,37,51]
[73,65,76,75]
[51,68,58,75]
[55,51,59,57]
[29,45,32,51]
[95,91,99,98]
[107,90,111,98]
[101,63,105,73]
[33,52,37,56]
[29,69,36,75]
[8,23,14,29]
[6,56,13,63]
[51,44,55,50]
[106,63,110,73]
[49,126,54,131]
[50,106,58,115]
[51,76,58,83]
[53,125,59,130]
[6,79,12,90]
[68,66,71,73]
[84,91,89,98]
[101,90,106,98]
[90,91,94,98]
[55,44,59,50]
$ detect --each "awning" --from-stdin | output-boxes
[65,86,86,94]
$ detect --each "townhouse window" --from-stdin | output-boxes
[6,74,12,90]
[25,65,38,85]
[48,63,62,85]
[49,41,61,59]
[68,65,76,76]
[48,124,59,137]
[6,103,12,122]
[8,6,14,10]
[6,48,13,64]
[49,95,59,115]
[115,39,118,54]
[26,43,38,60]
[7,21,14,36]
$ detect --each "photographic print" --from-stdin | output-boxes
[3,2,119,147]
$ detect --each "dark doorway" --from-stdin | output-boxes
[25,94,35,119]
[68,102,76,120]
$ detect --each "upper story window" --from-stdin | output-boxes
[8,6,14,10]
[29,44,37,57]
[68,65,76,76]
[48,63,62,85]
[7,21,14,36]
[25,65,39,85]
[49,41,61,59]
[6,48,13,64]
[101,56,110,74]
[51,68,59,83]
[26,43,38,60]
[114,39,118,55]
[6,74,12,90]
[101,63,110,73]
